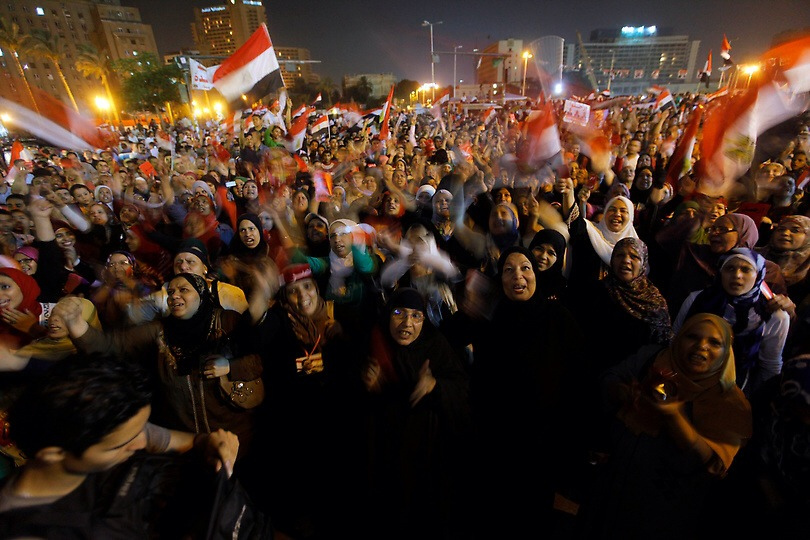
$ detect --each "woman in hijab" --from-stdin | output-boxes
[568,195,640,285]
[665,212,789,319]
[227,213,269,264]
[90,250,164,329]
[528,228,568,302]
[567,237,673,380]
[674,248,790,398]
[243,262,365,539]
[577,313,752,540]
[757,214,810,304]
[0,267,43,350]
[361,287,472,540]
[442,245,586,538]
[56,273,261,455]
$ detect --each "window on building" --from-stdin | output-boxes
[35,7,44,16]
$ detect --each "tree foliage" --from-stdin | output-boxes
[110,53,182,112]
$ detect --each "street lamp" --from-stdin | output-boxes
[95,95,110,123]
[742,64,759,88]
[422,20,443,101]
[453,45,463,99]
[521,51,533,96]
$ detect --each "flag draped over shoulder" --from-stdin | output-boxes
[0,86,114,151]
[697,35,810,196]
[212,23,285,110]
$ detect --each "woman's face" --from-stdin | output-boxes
[47,312,69,339]
[119,205,139,226]
[96,187,113,204]
[433,191,452,218]
[679,321,725,377]
[708,215,739,254]
[167,276,201,320]
[174,252,206,276]
[285,278,319,318]
[364,176,377,193]
[611,243,643,283]
[494,188,511,204]
[604,199,629,233]
[292,191,309,212]
[0,275,23,311]
[238,219,261,249]
[501,252,536,301]
[88,204,109,225]
[124,230,140,253]
[634,169,653,191]
[531,242,558,272]
[329,225,352,258]
[243,182,258,200]
[720,258,758,296]
[55,229,76,249]
[192,195,213,215]
[389,307,425,346]
[106,253,133,281]
[13,253,37,276]
[772,221,807,251]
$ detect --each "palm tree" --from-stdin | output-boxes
[0,17,38,112]
[25,29,79,112]
[319,77,337,106]
[75,43,119,124]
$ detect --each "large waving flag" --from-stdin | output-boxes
[0,86,115,151]
[284,106,313,153]
[430,88,450,120]
[517,100,561,172]
[310,114,330,138]
[212,23,285,110]
[697,35,810,196]
[378,84,395,141]
[665,104,703,193]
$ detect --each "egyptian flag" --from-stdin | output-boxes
[720,35,733,70]
[517,100,561,172]
[312,170,333,202]
[310,114,329,137]
[378,84,395,141]
[212,24,285,110]
[312,93,322,105]
[483,106,497,125]
[0,86,114,151]
[653,88,675,112]
[292,103,308,119]
[699,50,712,88]
[430,88,450,120]
[665,104,703,193]
[697,36,810,196]
[284,107,312,153]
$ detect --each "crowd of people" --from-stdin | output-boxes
[0,89,809,539]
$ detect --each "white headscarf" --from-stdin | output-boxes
[585,195,639,265]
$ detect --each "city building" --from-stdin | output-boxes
[276,47,318,88]
[475,38,526,85]
[0,0,159,114]
[566,26,700,95]
[342,73,397,99]
[191,0,266,57]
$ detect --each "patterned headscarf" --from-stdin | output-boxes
[604,237,673,345]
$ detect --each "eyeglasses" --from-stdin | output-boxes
[106,260,132,268]
[391,308,425,323]
[708,226,737,235]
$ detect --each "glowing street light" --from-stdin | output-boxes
[522,51,533,96]
[95,96,110,111]
[742,64,760,88]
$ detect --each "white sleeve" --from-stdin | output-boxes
[758,309,790,379]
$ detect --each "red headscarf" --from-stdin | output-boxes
[0,267,42,349]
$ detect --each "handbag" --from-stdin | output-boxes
[211,310,265,410]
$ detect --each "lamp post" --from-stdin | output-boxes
[521,51,533,96]
[422,20,443,101]
[453,45,463,99]
[607,49,615,93]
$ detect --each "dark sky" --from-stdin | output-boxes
[133,0,807,84]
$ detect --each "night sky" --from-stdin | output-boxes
[133,0,807,85]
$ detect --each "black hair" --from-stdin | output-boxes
[5,193,26,203]
[8,354,152,456]
[69,183,92,196]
